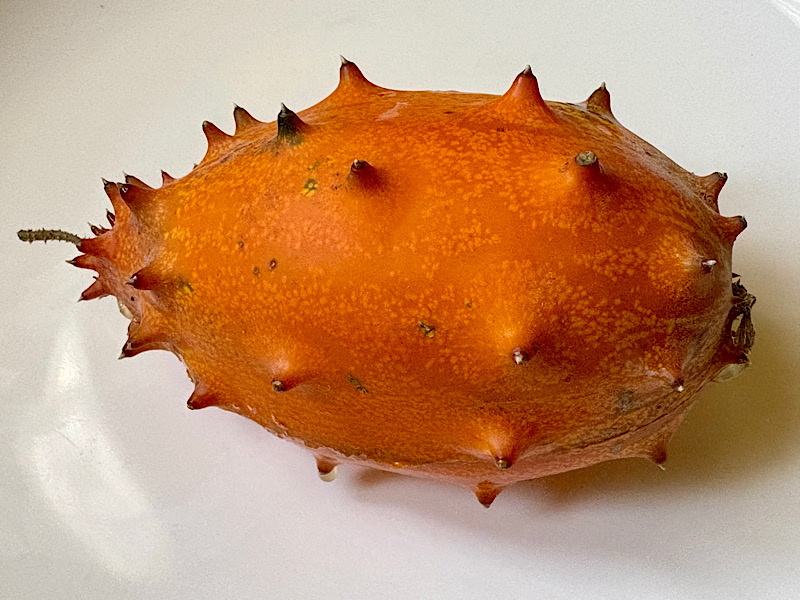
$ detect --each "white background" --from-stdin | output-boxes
[2,1,798,598]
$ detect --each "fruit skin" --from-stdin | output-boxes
[33,59,754,507]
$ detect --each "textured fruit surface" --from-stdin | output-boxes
[24,60,755,507]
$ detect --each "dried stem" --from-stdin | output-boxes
[17,229,81,245]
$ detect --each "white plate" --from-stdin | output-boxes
[2,1,798,598]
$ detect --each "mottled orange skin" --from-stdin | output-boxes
[73,62,751,506]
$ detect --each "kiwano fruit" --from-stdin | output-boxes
[20,59,755,507]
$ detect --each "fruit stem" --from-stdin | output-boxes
[17,229,81,245]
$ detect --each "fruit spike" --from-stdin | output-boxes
[18,59,754,508]
[335,56,382,97]
[486,64,556,124]
[124,173,153,190]
[201,120,235,163]
[161,170,176,185]
[699,171,727,210]
[315,456,339,482]
[232,104,262,133]
[276,103,307,143]
[474,482,505,508]
[585,82,615,121]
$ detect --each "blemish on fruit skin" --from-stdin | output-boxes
[346,374,369,394]
[26,60,754,508]
[417,321,436,338]
[302,178,318,195]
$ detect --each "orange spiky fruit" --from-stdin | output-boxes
[19,59,754,507]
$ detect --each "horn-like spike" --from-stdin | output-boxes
[718,215,747,242]
[106,209,115,226]
[127,262,169,291]
[120,317,174,359]
[585,82,615,121]
[233,104,261,134]
[644,441,668,469]
[160,170,176,186]
[123,173,153,189]
[76,234,107,257]
[474,481,504,508]
[563,150,604,189]
[68,254,99,270]
[118,182,154,215]
[336,56,379,92]
[486,435,520,470]
[347,158,380,189]
[102,178,129,218]
[488,65,555,124]
[625,412,686,469]
[88,223,107,236]
[186,383,221,410]
[202,120,231,145]
[276,104,307,144]
[201,120,234,163]
[698,172,727,211]
[315,456,339,482]
[78,278,108,301]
